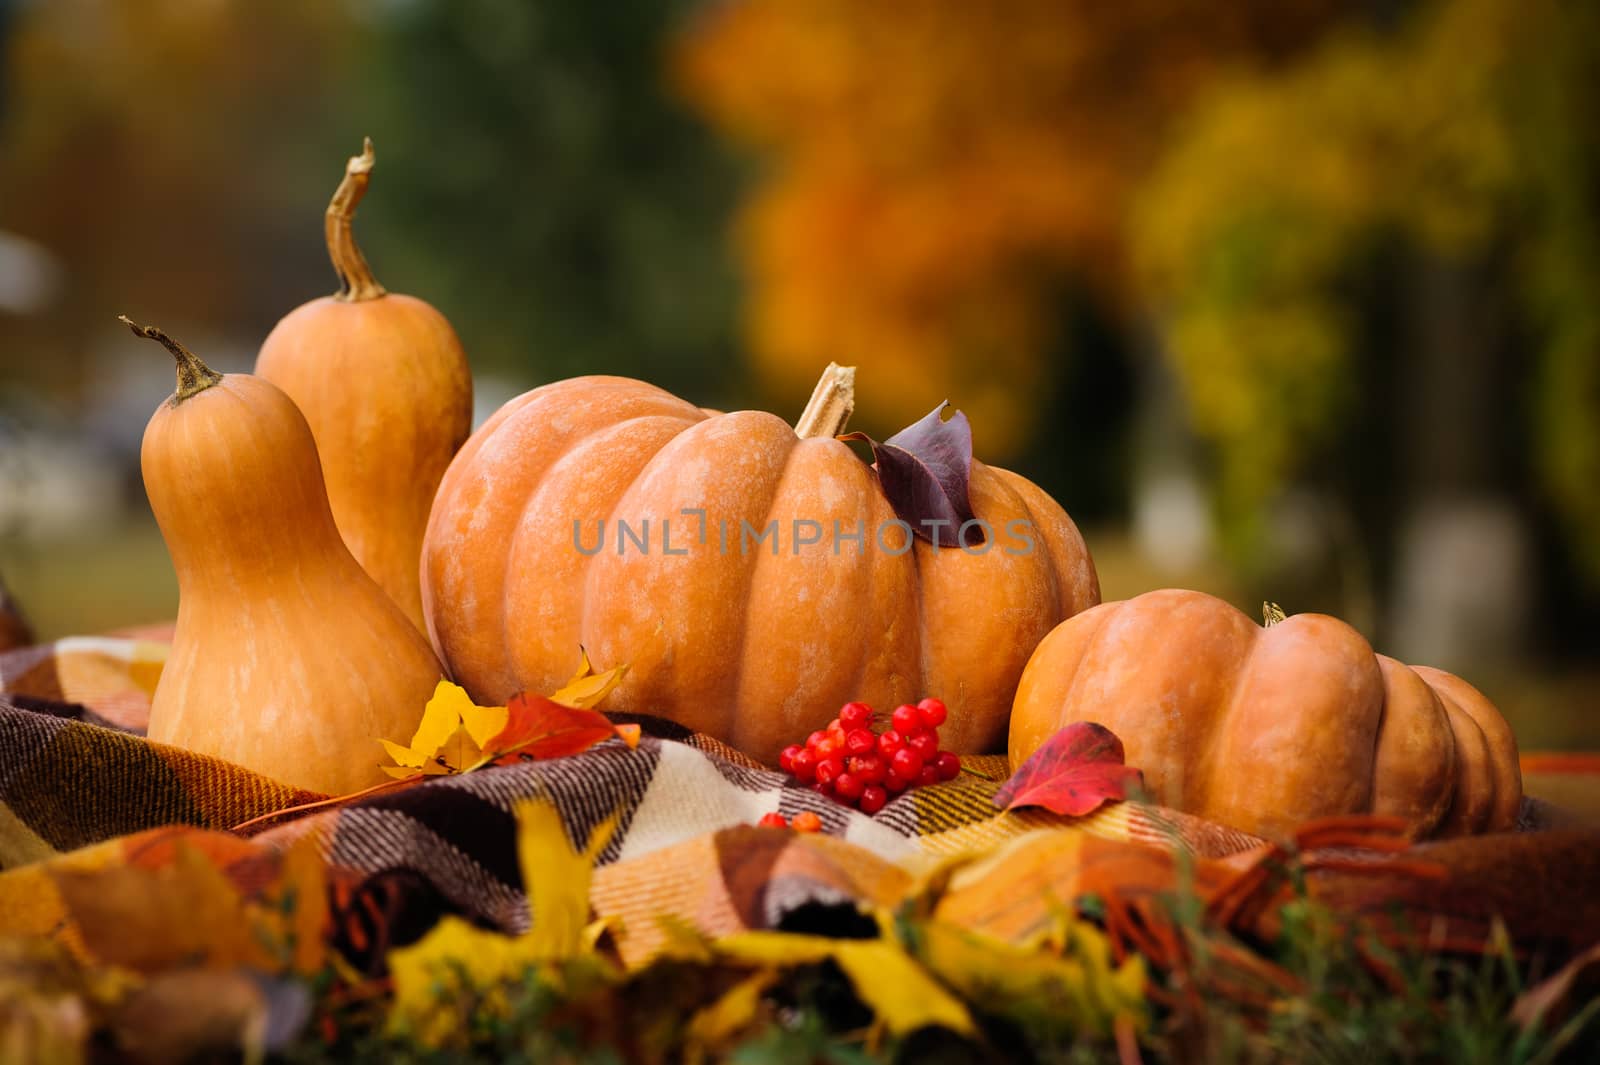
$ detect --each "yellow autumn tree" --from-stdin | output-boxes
[674,0,1340,453]
[1131,0,1600,571]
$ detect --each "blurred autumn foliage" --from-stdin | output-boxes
[1133,0,1600,573]
[673,0,1342,453]
[3,0,1599,670]
[0,1,355,399]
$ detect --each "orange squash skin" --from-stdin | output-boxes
[1009,589,1521,839]
[256,293,471,633]
[142,371,445,794]
[422,376,1100,763]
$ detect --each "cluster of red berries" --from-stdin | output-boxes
[778,698,962,815]
[756,810,821,832]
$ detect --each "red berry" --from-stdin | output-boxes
[779,744,803,773]
[845,728,877,757]
[934,751,962,781]
[758,812,788,828]
[877,729,905,756]
[848,752,887,783]
[834,771,865,801]
[916,765,940,788]
[891,704,921,734]
[815,756,844,787]
[916,697,948,728]
[907,728,940,761]
[792,810,822,833]
[827,718,844,735]
[806,730,827,752]
[885,769,912,793]
[790,749,816,782]
[839,701,873,731]
[890,748,924,780]
[859,785,888,815]
[814,734,843,760]
[814,779,835,797]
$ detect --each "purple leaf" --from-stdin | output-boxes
[842,402,985,547]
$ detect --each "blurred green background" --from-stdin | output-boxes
[1,0,1597,748]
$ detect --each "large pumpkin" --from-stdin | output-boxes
[422,367,1099,762]
[1009,589,1521,839]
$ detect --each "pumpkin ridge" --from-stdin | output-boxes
[1370,656,1456,835]
[1412,666,1522,831]
[508,406,702,693]
[1041,599,1122,759]
[732,436,878,742]
[991,467,1062,619]
[721,417,804,745]
[504,411,703,692]
[432,384,704,694]
[837,462,882,706]
[577,410,796,742]
[1206,609,1274,823]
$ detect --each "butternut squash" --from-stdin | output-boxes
[131,317,444,794]
[256,139,472,632]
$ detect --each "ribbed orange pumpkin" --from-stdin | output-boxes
[422,367,1099,762]
[1009,589,1522,839]
[131,318,445,795]
[256,140,472,633]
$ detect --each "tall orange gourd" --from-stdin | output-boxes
[256,139,472,632]
[132,318,444,795]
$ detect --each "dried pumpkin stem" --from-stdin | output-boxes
[119,315,222,403]
[794,362,856,438]
[325,136,388,303]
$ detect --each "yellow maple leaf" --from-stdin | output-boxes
[519,799,618,958]
[910,919,1145,1037]
[550,648,629,709]
[378,660,630,779]
[686,969,778,1054]
[386,799,618,1046]
[378,681,501,777]
[712,929,975,1037]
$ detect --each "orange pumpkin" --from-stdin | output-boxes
[1009,589,1522,839]
[422,365,1099,762]
[132,318,444,794]
[256,139,472,633]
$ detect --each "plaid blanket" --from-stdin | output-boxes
[2,632,1596,978]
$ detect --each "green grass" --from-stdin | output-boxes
[270,893,1600,1065]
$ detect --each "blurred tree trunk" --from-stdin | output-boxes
[1387,252,1531,671]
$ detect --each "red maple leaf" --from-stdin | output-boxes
[993,721,1144,816]
[483,693,618,765]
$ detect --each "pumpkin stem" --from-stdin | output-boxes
[794,362,856,438]
[1263,601,1287,627]
[325,136,388,303]
[119,316,222,403]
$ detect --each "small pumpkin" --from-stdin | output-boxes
[422,365,1099,763]
[131,317,444,794]
[1009,589,1521,839]
[256,139,472,632]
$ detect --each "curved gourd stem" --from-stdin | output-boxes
[119,315,222,403]
[794,362,856,439]
[325,136,388,303]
